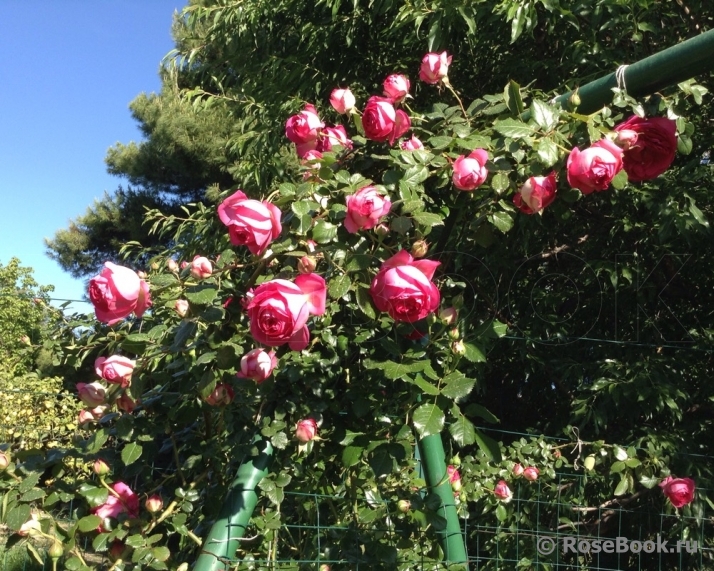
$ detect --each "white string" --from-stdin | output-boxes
[615,64,630,94]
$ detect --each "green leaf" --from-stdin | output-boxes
[474,428,502,462]
[266,486,284,506]
[677,134,693,155]
[185,284,217,305]
[291,200,312,216]
[503,80,524,115]
[171,320,198,350]
[463,343,486,362]
[449,415,476,447]
[465,403,499,424]
[312,220,338,243]
[537,138,559,167]
[495,503,508,522]
[413,403,445,437]
[342,446,363,468]
[271,432,289,450]
[412,212,444,227]
[409,374,441,396]
[6,504,31,531]
[121,442,143,466]
[403,165,430,185]
[93,533,110,552]
[639,473,659,489]
[78,515,102,533]
[328,274,351,299]
[18,472,40,494]
[611,169,628,190]
[489,212,513,233]
[391,216,413,235]
[441,372,476,400]
[356,286,377,319]
[614,446,628,461]
[85,428,109,454]
[152,546,171,562]
[428,136,454,149]
[122,333,150,354]
[531,99,558,131]
[493,118,535,139]
[614,476,629,496]
[78,485,108,508]
[491,172,510,194]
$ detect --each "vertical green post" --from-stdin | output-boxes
[418,433,468,565]
[193,439,273,571]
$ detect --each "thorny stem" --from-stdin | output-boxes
[444,79,470,125]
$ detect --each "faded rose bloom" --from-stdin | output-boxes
[95,355,135,388]
[190,256,213,280]
[383,74,410,101]
[419,52,452,84]
[512,463,525,477]
[78,409,96,426]
[217,190,282,256]
[117,394,137,413]
[494,480,513,502]
[93,459,110,476]
[439,307,458,325]
[295,418,318,443]
[237,348,278,383]
[89,262,151,325]
[298,256,317,274]
[93,482,140,521]
[145,495,163,514]
[370,250,440,323]
[174,299,189,317]
[362,96,410,145]
[329,88,356,114]
[614,115,677,181]
[452,149,489,191]
[566,139,623,194]
[344,186,392,233]
[523,466,540,481]
[77,382,106,408]
[206,383,235,406]
[317,125,353,152]
[513,172,557,214]
[246,274,326,351]
[285,103,324,147]
[659,476,695,508]
[400,134,424,151]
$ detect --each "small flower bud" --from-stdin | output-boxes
[439,307,458,325]
[49,541,64,560]
[0,451,10,471]
[319,565,331,571]
[523,466,539,481]
[614,128,638,151]
[174,299,189,317]
[145,495,163,514]
[583,455,596,471]
[569,90,581,108]
[20,335,31,346]
[93,459,111,476]
[167,259,179,272]
[295,418,318,443]
[298,256,317,274]
[205,383,235,406]
[452,340,466,355]
[138,270,148,279]
[448,328,460,340]
[374,224,389,238]
[410,240,429,258]
[180,261,189,270]
[397,499,411,513]
[512,463,524,476]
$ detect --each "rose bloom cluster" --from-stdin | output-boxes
[76,354,138,425]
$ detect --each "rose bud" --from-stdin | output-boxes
[448,328,460,340]
[452,340,466,355]
[329,88,356,115]
[614,129,639,151]
[0,451,10,471]
[295,418,318,443]
[513,172,557,215]
[659,476,696,508]
[494,480,513,502]
[439,307,458,325]
[400,134,424,151]
[523,466,540,481]
[512,463,524,477]
[447,465,462,491]
[137,270,147,279]
[145,495,163,514]
[411,240,429,258]
[583,455,596,471]
[20,335,31,346]
[95,355,135,388]
[317,125,353,152]
[205,383,235,406]
[419,52,452,84]
[237,348,278,383]
[397,499,411,513]
[77,382,106,408]
[48,541,64,561]
[167,258,179,272]
[190,256,213,280]
[383,74,410,102]
[117,394,137,413]
[78,409,96,426]
[374,223,389,238]
[180,261,188,270]
[298,256,317,274]
[452,149,489,191]
[174,299,189,317]
[569,91,581,108]
[319,565,331,571]
[93,459,111,476]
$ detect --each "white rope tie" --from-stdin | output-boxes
[615,64,630,94]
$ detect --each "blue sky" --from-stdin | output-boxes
[0,1,183,311]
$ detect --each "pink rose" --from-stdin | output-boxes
[77,382,106,407]
[246,274,326,351]
[78,409,98,426]
[659,476,695,508]
[285,103,324,145]
[513,463,524,476]
[400,135,424,151]
[513,172,557,214]
[217,190,282,256]
[317,125,353,152]
[362,96,411,145]
[370,250,441,323]
[93,482,140,521]
[523,466,539,481]
[614,115,677,181]
[452,149,489,191]
[419,52,452,84]
[298,256,317,274]
[190,256,212,279]
[205,383,235,406]
[329,88,355,114]
[447,465,462,491]
[344,186,392,234]
[295,418,318,443]
[383,74,410,101]
[174,299,189,317]
[117,394,137,413]
[494,480,512,502]
[237,348,278,383]
[95,355,135,388]
[566,139,623,194]
[89,262,151,325]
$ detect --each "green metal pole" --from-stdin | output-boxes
[193,439,274,571]
[555,29,714,114]
[418,433,468,565]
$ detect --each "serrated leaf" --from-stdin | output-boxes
[474,428,502,462]
[342,446,363,468]
[6,504,31,531]
[614,476,629,496]
[93,533,110,552]
[493,118,535,139]
[328,274,351,299]
[537,138,559,167]
[610,461,626,473]
[403,165,430,185]
[531,99,558,131]
[495,503,508,521]
[428,136,453,149]
[312,220,338,243]
[266,486,284,506]
[78,515,102,532]
[504,80,524,115]
[18,472,41,494]
[185,285,217,305]
[614,446,628,461]
[491,172,510,194]
[449,415,476,447]
[152,546,171,562]
[677,134,693,155]
[391,216,412,235]
[291,200,312,216]
[611,169,628,190]
[412,212,444,227]
[356,287,377,319]
[85,428,109,454]
[413,403,445,437]
[409,374,441,396]
[489,212,513,233]
[465,403,499,424]
[122,333,150,354]
[122,442,143,466]
[463,343,486,362]
[441,373,476,400]
[639,473,659,489]
[275,473,292,488]
[271,432,289,450]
